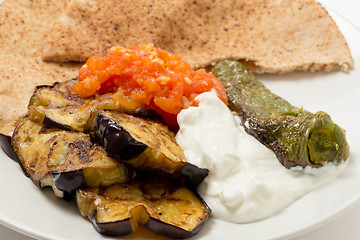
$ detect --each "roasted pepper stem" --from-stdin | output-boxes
[212,60,349,168]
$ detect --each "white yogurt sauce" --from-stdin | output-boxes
[176,92,348,223]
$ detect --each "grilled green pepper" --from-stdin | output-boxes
[212,60,349,168]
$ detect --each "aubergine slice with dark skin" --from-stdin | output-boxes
[27,79,121,132]
[27,79,154,132]
[0,133,19,162]
[27,79,207,185]
[11,117,133,198]
[76,176,211,239]
[89,110,208,186]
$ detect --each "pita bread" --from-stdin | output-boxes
[41,0,353,73]
[0,0,81,135]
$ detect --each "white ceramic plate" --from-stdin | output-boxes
[1,2,360,240]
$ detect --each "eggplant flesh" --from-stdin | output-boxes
[11,117,132,197]
[27,79,156,132]
[27,79,208,185]
[90,110,208,185]
[76,176,210,239]
[27,79,117,132]
[212,60,350,168]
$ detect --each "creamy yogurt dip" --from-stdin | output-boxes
[176,92,348,223]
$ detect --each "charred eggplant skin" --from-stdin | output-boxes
[42,116,73,132]
[52,170,87,196]
[90,211,133,237]
[90,111,208,185]
[26,79,208,185]
[88,211,205,239]
[181,162,209,186]
[27,79,157,133]
[27,79,92,132]
[11,117,132,198]
[144,217,206,239]
[90,112,147,160]
[0,133,30,178]
[0,133,19,162]
[76,176,210,239]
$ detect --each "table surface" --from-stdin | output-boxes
[1,0,359,239]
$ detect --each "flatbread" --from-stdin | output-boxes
[41,0,353,73]
[0,0,82,135]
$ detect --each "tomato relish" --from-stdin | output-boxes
[72,44,228,125]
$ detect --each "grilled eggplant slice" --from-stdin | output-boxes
[27,79,155,132]
[27,79,123,132]
[213,60,350,168]
[0,133,19,162]
[27,80,207,185]
[12,117,133,197]
[76,176,210,238]
[90,110,208,185]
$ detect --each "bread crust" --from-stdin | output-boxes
[41,0,353,73]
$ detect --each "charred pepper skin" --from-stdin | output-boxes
[213,60,349,168]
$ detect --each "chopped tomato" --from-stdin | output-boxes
[72,43,228,125]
